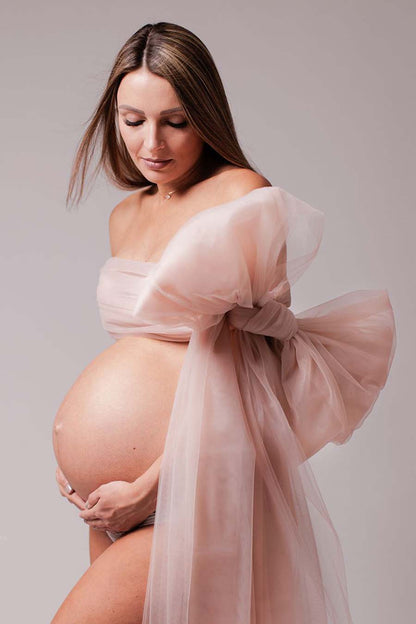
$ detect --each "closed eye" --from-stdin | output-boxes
[124,120,188,129]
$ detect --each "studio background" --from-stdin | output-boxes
[1,1,413,622]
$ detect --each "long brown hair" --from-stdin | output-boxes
[66,22,261,208]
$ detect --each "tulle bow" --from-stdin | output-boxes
[227,297,299,341]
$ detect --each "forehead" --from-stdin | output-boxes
[117,68,180,110]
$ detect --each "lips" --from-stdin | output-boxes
[144,158,171,162]
[142,157,173,171]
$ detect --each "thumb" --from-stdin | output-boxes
[85,488,101,510]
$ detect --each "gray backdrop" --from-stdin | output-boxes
[1,1,413,622]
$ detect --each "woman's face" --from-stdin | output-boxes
[117,67,204,186]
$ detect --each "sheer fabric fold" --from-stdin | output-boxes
[129,186,396,623]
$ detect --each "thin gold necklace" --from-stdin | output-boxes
[158,189,177,200]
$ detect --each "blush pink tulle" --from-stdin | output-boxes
[96,186,396,623]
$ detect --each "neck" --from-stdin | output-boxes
[157,185,177,199]
[154,176,179,193]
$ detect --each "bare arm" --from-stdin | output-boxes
[130,453,163,514]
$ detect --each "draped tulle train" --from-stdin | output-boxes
[98,185,396,623]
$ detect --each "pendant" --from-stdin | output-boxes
[161,189,176,200]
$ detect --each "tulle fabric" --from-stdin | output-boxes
[100,186,396,623]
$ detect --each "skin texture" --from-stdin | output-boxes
[51,66,270,623]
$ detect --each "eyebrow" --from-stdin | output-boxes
[117,105,184,115]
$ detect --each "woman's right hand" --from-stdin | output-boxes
[55,466,87,510]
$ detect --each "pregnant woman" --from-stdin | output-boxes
[51,22,396,624]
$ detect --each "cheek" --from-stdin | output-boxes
[175,133,203,157]
[118,125,140,152]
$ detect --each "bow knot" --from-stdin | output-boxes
[227,298,298,342]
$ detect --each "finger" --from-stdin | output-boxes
[84,490,101,510]
[59,488,84,509]
[65,482,75,494]
[83,518,107,530]
[56,480,87,510]
[56,470,73,494]
[79,507,100,520]
[69,492,88,510]
[57,482,73,498]
[61,480,75,496]
[55,466,68,485]
[80,501,94,514]
[88,524,109,533]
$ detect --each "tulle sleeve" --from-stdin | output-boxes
[131,185,396,624]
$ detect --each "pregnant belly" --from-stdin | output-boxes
[52,336,188,501]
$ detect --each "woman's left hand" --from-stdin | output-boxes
[78,479,154,534]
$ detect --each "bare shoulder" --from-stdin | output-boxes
[108,186,150,255]
[216,167,272,203]
[109,187,149,223]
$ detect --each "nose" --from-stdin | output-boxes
[143,122,165,153]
